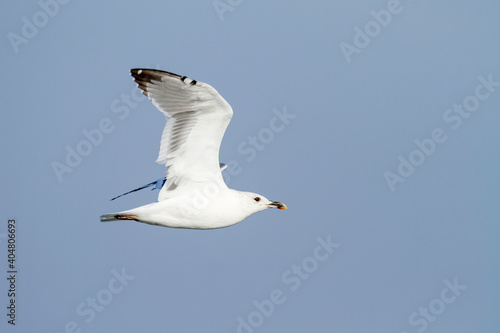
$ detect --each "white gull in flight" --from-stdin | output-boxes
[100,69,286,229]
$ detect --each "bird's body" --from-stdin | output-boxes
[100,69,286,229]
[102,186,274,229]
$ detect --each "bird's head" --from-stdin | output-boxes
[240,191,287,213]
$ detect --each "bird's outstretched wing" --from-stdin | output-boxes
[130,69,233,200]
[110,178,165,201]
[109,163,227,201]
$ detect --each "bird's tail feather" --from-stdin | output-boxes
[100,214,119,222]
[100,214,139,222]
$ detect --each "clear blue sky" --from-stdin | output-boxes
[1,1,499,332]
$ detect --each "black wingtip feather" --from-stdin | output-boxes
[130,68,197,86]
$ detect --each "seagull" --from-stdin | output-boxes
[100,69,286,229]
[108,163,226,201]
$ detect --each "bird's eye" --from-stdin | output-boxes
[254,197,261,202]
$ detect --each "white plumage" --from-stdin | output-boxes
[100,69,286,229]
